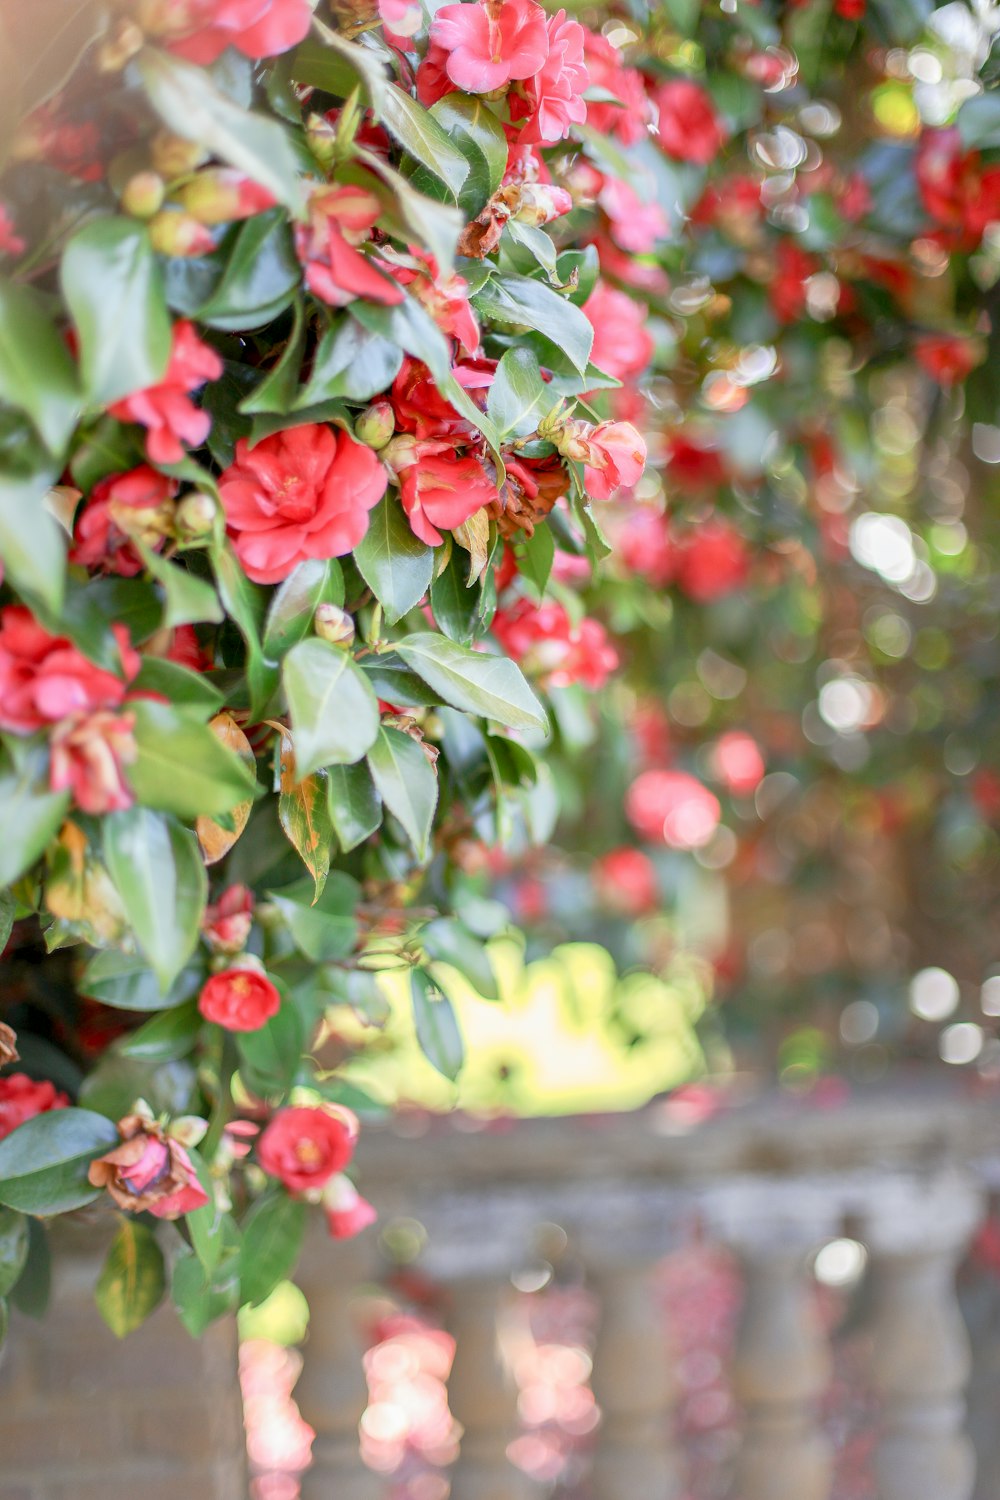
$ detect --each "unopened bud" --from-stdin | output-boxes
[149,210,216,258]
[110,494,176,545]
[305,112,338,167]
[121,171,166,220]
[555,419,595,464]
[97,18,145,72]
[168,1115,208,1149]
[380,433,419,475]
[175,490,218,539]
[314,603,355,648]
[150,130,209,179]
[512,182,574,227]
[354,400,395,450]
[178,169,276,226]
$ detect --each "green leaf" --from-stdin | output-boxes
[382,85,470,197]
[360,650,442,707]
[505,219,559,279]
[291,26,387,115]
[0,1108,118,1215]
[132,655,225,714]
[0,470,67,614]
[117,1001,202,1061]
[237,1000,304,1095]
[411,968,463,1080]
[95,1219,166,1338]
[431,93,507,203]
[422,917,499,1000]
[515,522,555,601]
[276,729,334,897]
[263,559,345,661]
[327,760,383,852]
[172,1246,240,1336]
[0,280,80,454]
[138,545,224,629]
[0,746,70,888]
[396,633,547,732]
[295,316,403,408]
[0,890,13,954]
[78,949,201,1012]
[129,698,257,818]
[138,48,306,215]
[366,726,438,861]
[267,872,359,962]
[473,274,594,375]
[353,493,434,624]
[430,549,484,643]
[185,1148,223,1272]
[196,209,301,331]
[240,1193,307,1308]
[239,299,306,415]
[10,1219,49,1317]
[211,541,274,714]
[354,144,464,277]
[486,348,549,440]
[55,575,161,669]
[103,809,207,992]
[283,638,380,778]
[0,1209,28,1297]
[60,217,171,406]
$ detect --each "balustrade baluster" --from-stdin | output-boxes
[446,1270,534,1500]
[295,1234,376,1500]
[862,1173,983,1500]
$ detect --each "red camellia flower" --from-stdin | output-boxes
[257,1105,359,1194]
[626,769,721,850]
[198,965,281,1032]
[770,239,819,323]
[109,321,222,466]
[0,606,139,734]
[583,282,654,382]
[0,1074,69,1141]
[49,709,137,815]
[398,447,500,546]
[295,185,403,307]
[653,79,726,165]
[391,357,494,441]
[219,424,388,584]
[712,731,766,795]
[914,333,985,386]
[674,520,750,603]
[510,9,589,145]
[582,33,651,145]
[492,599,618,690]
[430,0,550,93]
[322,1173,378,1239]
[156,0,314,64]
[88,1112,209,1219]
[70,466,179,577]
[916,127,1000,248]
[592,847,659,915]
[665,435,727,491]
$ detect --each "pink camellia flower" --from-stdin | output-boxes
[599,176,669,253]
[653,79,726,165]
[592,847,659,915]
[49,709,138,815]
[397,446,500,546]
[202,885,255,955]
[0,1074,69,1141]
[0,606,139,734]
[582,32,650,145]
[378,0,423,38]
[616,506,674,586]
[583,282,654,382]
[70,466,179,577]
[219,423,388,584]
[322,1173,378,1239]
[492,599,618,690]
[626,769,721,850]
[198,965,281,1033]
[154,0,313,64]
[580,420,646,501]
[295,185,403,308]
[430,0,550,93]
[712,731,765,796]
[88,1111,209,1220]
[0,203,25,258]
[109,320,222,467]
[511,9,588,145]
[258,1105,359,1194]
[674,520,750,603]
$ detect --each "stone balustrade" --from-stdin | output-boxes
[2,1077,999,1500]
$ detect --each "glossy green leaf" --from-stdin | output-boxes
[0,280,80,454]
[117,1001,202,1060]
[430,549,483,644]
[60,217,171,406]
[132,655,225,713]
[10,1218,50,1317]
[0,1108,118,1215]
[138,48,306,215]
[396,633,547,732]
[295,316,403,407]
[185,1148,224,1272]
[196,209,300,330]
[240,1193,307,1307]
[172,1245,240,1336]
[55,575,161,669]
[211,541,274,714]
[382,85,470,196]
[78,949,201,1012]
[237,1000,304,1096]
[95,1219,166,1338]
[239,299,306,415]
[487,348,550,440]
[353,493,434,624]
[411,968,464,1080]
[292,25,387,114]
[327,760,383,852]
[473,274,594,375]
[267,873,359,962]
[0,471,66,614]
[431,93,507,202]
[103,808,207,992]
[263,559,345,661]
[366,726,438,861]
[421,917,499,1000]
[0,1209,28,1297]
[283,638,380,778]
[0,746,70,889]
[515,522,555,601]
[139,545,224,629]
[361,651,443,707]
[129,699,258,818]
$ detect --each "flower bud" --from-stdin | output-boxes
[109,492,176,545]
[512,182,574,227]
[96,18,144,72]
[168,1114,209,1149]
[121,171,166,220]
[150,130,209,179]
[178,169,276,226]
[175,490,218,540]
[379,433,419,475]
[148,210,216,258]
[305,112,339,167]
[354,400,395,450]
[314,603,356,648]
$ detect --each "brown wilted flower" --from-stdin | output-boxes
[0,1022,18,1066]
[88,1110,209,1220]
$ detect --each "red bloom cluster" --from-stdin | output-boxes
[916,128,1000,249]
[653,79,726,165]
[492,598,618,690]
[109,321,222,466]
[295,185,403,308]
[70,466,178,577]
[626,769,721,850]
[152,0,313,64]
[0,1074,69,1141]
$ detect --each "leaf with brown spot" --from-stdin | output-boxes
[452,507,491,585]
[275,730,333,901]
[195,713,255,865]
